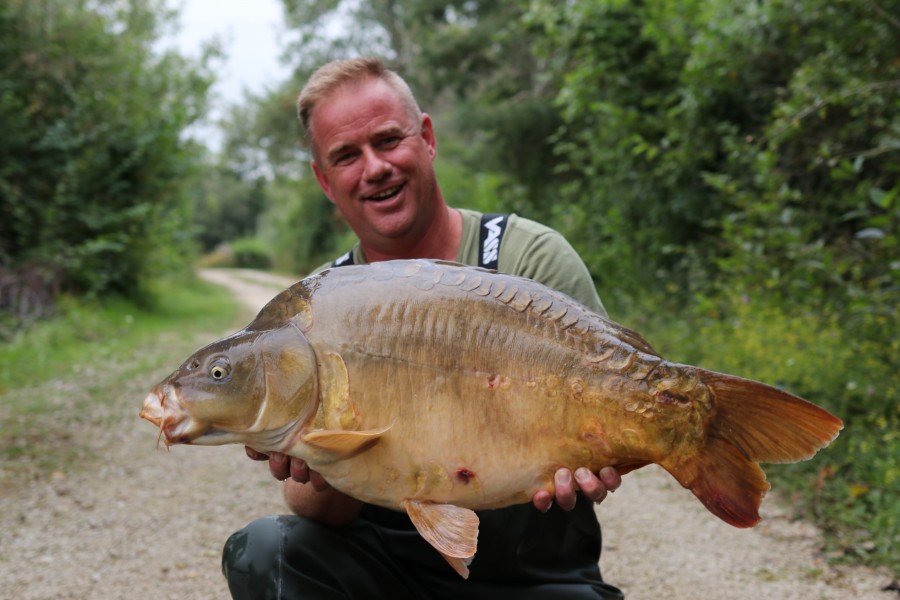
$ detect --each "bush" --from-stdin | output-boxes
[230,238,273,270]
[0,0,215,308]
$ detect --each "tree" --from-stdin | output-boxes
[0,0,217,312]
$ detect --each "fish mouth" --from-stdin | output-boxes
[140,386,205,447]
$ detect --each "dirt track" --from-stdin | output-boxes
[0,268,893,599]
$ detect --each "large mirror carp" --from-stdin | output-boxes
[141,259,842,577]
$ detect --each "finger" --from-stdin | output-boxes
[290,459,311,484]
[574,467,608,504]
[245,446,269,461]
[598,466,621,492]
[268,452,291,481]
[532,489,553,513]
[309,470,331,492]
[554,468,577,511]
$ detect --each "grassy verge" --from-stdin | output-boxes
[615,295,899,571]
[0,274,246,489]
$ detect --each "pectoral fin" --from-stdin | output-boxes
[300,423,392,457]
[402,499,479,579]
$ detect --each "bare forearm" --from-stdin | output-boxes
[283,479,363,526]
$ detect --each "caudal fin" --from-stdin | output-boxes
[662,369,843,528]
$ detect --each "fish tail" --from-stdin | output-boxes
[661,369,843,528]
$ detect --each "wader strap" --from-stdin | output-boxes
[331,250,354,268]
[479,213,508,270]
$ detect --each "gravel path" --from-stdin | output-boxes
[0,268,893,599]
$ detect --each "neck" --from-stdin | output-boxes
[361,205,462,263]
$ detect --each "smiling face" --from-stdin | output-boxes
[309,76,443,257]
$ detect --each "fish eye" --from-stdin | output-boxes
[208,359,231,381]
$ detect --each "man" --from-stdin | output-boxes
[222,57,624,599]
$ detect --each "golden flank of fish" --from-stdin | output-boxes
[140,259,843,578]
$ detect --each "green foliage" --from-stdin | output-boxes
[528,0,899,306]
[191,165,268,252]
[424,118,505,214]
[399,1,566,208]
[0,0,216,307]
[254,167,353,274]
[526,0,737,292]
[230,237,274,270]
[702,0,900,313]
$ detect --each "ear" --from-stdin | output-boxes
[311,159,335,202]
[420,113,437,160]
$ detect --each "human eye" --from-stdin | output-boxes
[375,134,403,149]
[331,149,358,166]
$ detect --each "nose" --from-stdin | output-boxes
[361,146,391,182]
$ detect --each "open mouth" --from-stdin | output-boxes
[366,183,404,201]
[140,388,232,446]
[140,388,195,446]
[140,391,167,429]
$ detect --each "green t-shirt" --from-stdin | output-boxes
[319,208,607,317]
[456,208,606,316]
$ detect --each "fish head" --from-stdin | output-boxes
[140,323,318,450]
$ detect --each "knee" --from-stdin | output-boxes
[222,515,294,597]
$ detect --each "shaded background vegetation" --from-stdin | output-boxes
[1,0,897,568]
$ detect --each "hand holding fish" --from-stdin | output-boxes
[245,447,329,490]
[536,466,622,512]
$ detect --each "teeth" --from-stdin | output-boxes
[370,185,401,200]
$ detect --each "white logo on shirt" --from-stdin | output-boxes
[482,216,504,265]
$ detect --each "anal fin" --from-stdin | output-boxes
[402,499,479,579]
[662,435,770,528]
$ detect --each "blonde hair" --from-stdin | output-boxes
[297,57,422,151]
